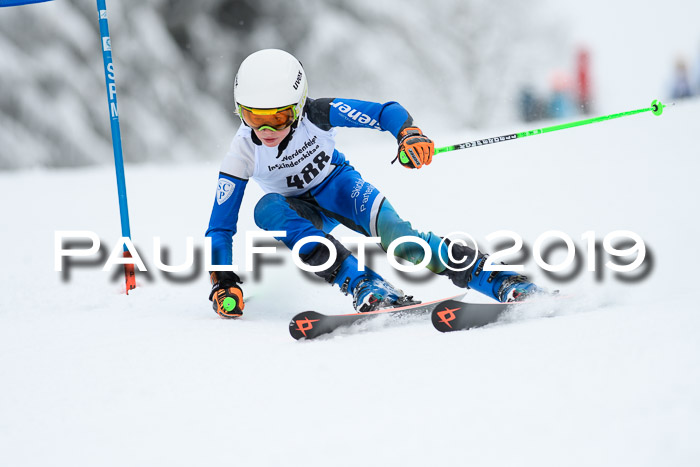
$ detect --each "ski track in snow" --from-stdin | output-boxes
[2,100,700,466]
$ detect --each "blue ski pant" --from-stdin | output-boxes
[253,162,449,273]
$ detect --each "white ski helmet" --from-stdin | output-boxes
[234,49,308,123]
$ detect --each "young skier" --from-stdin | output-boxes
[206,49,539,318]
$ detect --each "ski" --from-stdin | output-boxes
[431,299,511,332]
[431,293,567,332]
[289,293,466,340]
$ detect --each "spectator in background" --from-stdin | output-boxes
[696,47,700,95]
[671,58,693,100]
[519,86,547,122]
[576,48,592,114]
[517,49,594,123]
[548,70,575,119]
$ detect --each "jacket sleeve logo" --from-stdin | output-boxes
[216,178,236,205]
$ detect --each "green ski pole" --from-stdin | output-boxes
[425,99,667,158]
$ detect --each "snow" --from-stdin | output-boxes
[2,97,700,466]
[3,1,700,463]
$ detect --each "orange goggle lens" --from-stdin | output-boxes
[239,105,296,131]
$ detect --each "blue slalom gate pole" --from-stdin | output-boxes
[96,0,136,293]
[0,0,53,6]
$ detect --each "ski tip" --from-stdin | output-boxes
[289,311,326,340]
[431,299,466,333]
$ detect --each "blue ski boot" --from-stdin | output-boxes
[351,272,417,312]
[470,257,540,302]
[297,233,418,312]
[440,239,541,302]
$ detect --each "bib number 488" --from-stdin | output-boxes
[286,151,331,190]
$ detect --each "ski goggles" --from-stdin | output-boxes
[238,104,298,131]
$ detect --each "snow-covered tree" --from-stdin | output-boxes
[0,0,565,169]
